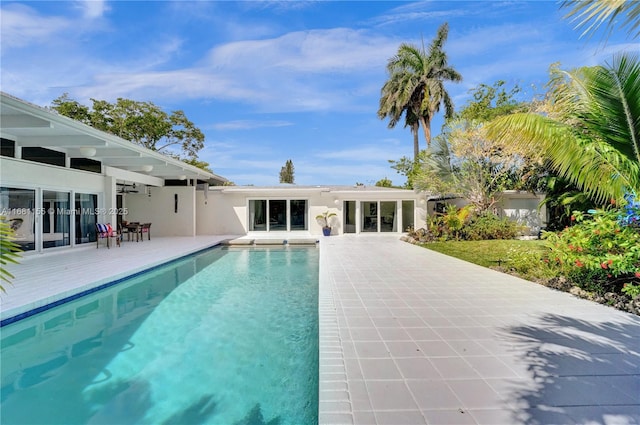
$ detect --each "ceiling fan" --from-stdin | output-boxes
[117,182,139,193]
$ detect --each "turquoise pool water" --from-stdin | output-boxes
[0,246,319,424]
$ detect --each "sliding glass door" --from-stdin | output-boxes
[75,193,97,244]
[0,187,36,251]
[249,200,267,231]
[359,200,414,233]
[249,199,307,231]
[290,200,307,230]
[361,201,377,232]
[42,190,70,248]
[380,201,397,232]
[402,200,415,232]
[344,201,356,233]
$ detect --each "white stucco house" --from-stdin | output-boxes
[0,92,431,254]
[1,92,545,254]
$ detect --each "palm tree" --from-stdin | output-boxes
[378,23,462,160]
[561,0,640,41]
[486,53,640,205]
[378,72,421,159]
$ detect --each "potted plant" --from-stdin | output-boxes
[316,211,337,236]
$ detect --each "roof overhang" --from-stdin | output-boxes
[0,92,227,186]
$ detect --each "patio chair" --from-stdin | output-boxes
[119,222,129,241]
[96,223,120,248]
[139,223,151,241]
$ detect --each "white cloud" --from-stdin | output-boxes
[206,28,392,73]
[74,0,109,19]
[42,27,399,113]
[0,3,70,48]
[315,145,405,162]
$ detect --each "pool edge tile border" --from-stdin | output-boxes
[318,239,354,425]
[0,242,221,327]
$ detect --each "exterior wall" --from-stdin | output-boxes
[425,192,547,236]
[124,186,196,237]
[498,192,547,235]
[1,157,106,194]
[199,188,427,236]
[196,190,247,235]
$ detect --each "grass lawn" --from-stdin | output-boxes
[421,239,549,269]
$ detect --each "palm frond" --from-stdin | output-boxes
[561,0,640,40]
[487,112,639,204]
[586,53,640,164]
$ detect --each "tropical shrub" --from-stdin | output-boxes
[0,218,22,292]
[462,212,522,241]
[427,204,473,240]
[543,205,640,295]
[426,205,522,241]
[502,247,559,282]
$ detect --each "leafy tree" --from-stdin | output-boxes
[279,159,295,184]
[378,23,462,160]
[375,177,393,187]
[51,94,205,161]
[561,0,640,41]
[182,157,213,173]
[391,80,542,213]
[390,138,456,192]
[487,54,640,205]
[457,80,526,122]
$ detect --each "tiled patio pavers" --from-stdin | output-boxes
[318,235,640,425]
[2,234,638,424]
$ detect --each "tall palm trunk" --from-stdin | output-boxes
[419,115,432,148]
[411,122,420,160]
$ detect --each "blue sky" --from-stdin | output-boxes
[1,1,637,186]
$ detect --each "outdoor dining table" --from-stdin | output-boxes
[122,222,151,242]
[123,222,142,242]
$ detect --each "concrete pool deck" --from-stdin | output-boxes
[319,235,640,425]
[1,235,639,424]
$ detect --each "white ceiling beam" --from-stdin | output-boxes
[101,157,165,166]
[0,114,51,128]
[17,135,107,147]
[80,147,142,158]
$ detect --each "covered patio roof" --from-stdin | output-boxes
[0,92,227,186]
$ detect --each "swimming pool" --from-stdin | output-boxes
[0,246,319,424]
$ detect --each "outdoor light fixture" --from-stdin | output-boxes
[141,165,153,172]
[79,147,96,157]
[178,175,187,180]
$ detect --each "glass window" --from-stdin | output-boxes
[75,193,97,244]
[249,200,267,231]
[380,201,397,232]
[402,200,415,232]
[269,200,287,230]
[0,187,36,251]
[70,158,101,173]
[290,200,307,230]
[42,190,70,248]
[250,199,309,232]
[1,138,15,158]
[22,147,65,167]
[361,201,377,232]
